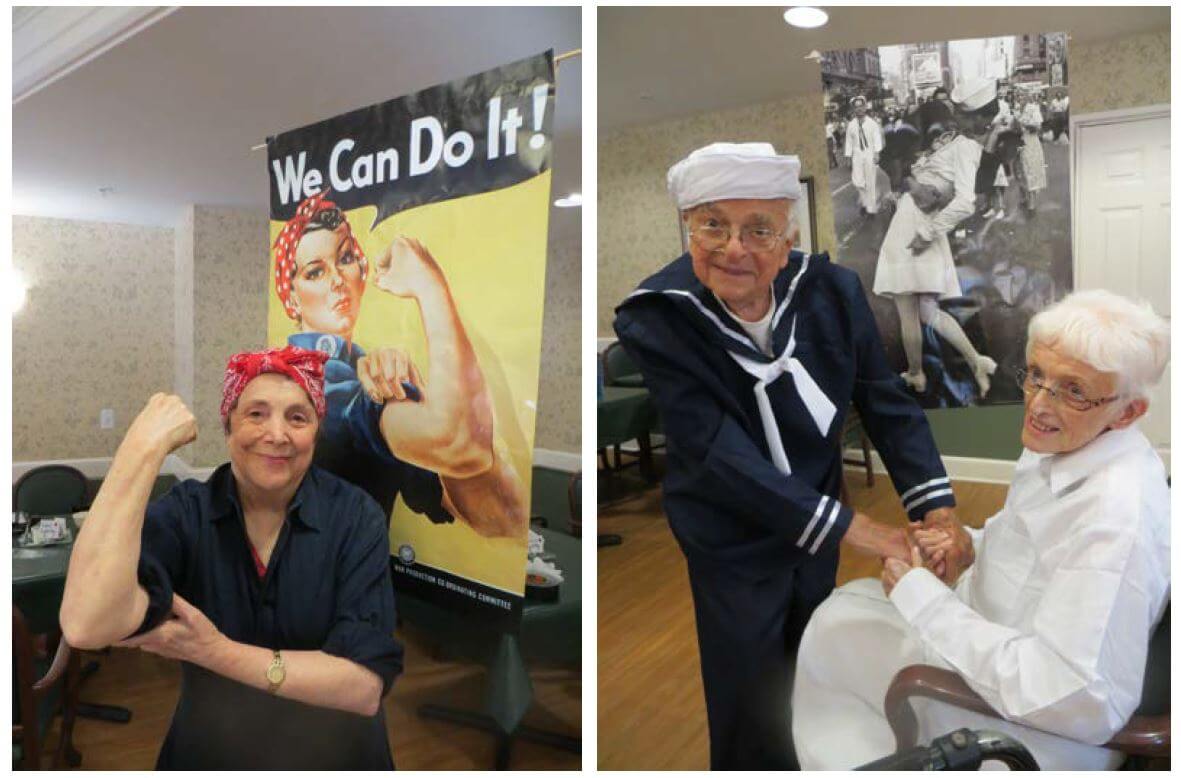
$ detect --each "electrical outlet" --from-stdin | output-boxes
[100,409,115,429]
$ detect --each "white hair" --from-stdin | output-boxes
[1026,289,1170,400]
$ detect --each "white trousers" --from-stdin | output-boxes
[850,151,879,213]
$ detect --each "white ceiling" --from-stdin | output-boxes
[600,5,1169,130]
[13,6,582,239]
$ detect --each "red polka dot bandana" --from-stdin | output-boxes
[220,345,329,424]
[272,190,368,320]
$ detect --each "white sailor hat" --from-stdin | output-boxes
[667,142,802,211]
[851,95,867,106]
[951,78,998,112]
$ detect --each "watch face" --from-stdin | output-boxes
[267,664,285,684]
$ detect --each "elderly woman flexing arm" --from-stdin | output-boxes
[60,347,402,769]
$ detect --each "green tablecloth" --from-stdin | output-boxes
[13,533,73,635]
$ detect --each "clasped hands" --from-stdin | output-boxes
[846,507,973,596]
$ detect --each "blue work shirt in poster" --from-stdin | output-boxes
[289,332,452,525]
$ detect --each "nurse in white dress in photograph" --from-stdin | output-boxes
[873,79,1004,398]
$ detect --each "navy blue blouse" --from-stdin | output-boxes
[135,463,402,769]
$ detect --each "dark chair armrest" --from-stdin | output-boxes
[1105,714,1170,758]
[887,665,1171,760]
[33,638,72,692]
[885,664,1001,749]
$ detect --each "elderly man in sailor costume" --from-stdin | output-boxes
[613,142,963,769]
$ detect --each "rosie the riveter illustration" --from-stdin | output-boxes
[271,191,526,539]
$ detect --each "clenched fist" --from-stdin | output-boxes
[372,236,445,300]
[124,393,198,458]
[357,347,424,404]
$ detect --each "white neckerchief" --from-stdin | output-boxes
[727,316,837,475]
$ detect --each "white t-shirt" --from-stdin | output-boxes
[715,290,775,356]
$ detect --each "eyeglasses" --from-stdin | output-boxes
[1015,368,1120,412]
[688,224,785,253]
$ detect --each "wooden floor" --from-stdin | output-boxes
[596,467,1007,770]
[34,623,580,770]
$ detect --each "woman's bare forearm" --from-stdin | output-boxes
[203,639,384,717]
[60,440,162,648]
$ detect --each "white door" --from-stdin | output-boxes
[1074,109,1170,469]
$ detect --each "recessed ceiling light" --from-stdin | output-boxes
[784,6,828,29]
[554,193,582,208]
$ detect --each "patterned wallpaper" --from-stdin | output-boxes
[597,26,1170,335]
[13,216,175,460]
[173,211,195,412]
[536,233,582,453]
[1070,29,1170,115]
[188,206,271,467]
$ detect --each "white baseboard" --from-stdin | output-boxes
[847,444,1171,485]
[531,448,580,473]
[14,448,582,483]
[13,454,197,482]
[845,449,1017,485]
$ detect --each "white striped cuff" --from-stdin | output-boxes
[903,486,955,514]
[798,494,842,554]
[899,476,950,504]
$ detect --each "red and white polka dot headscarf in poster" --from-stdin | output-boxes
[220,345,329,424]
[272,190,368,320]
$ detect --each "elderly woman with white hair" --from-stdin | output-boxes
[792,289,1170,770]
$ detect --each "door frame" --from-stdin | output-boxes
[1070,103,1170,284]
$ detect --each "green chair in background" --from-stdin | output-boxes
[601,341,644,388]
[14,465,89,516]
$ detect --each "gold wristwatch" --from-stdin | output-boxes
[266,650,286,694]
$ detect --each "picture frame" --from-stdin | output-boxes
[794,176,818,255]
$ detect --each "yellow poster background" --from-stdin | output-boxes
[267,171,551,594]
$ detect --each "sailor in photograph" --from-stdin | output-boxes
[844,96,884,216]
[613,142,967,770]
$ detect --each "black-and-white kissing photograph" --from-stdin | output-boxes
[822,32,1072,408]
